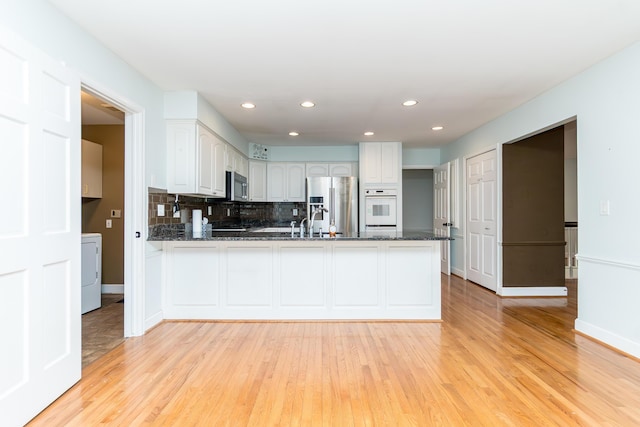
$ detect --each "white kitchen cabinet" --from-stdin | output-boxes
[81,139,102,198]
[329,162,356,177]
[359,142,401,185]
[248,160,267,201]
[267,162,305,202]
[306,163,329,177]
[306,162,356,177]
[166,120,226,197]
[225,145,249,177]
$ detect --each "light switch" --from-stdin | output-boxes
[106,219,112,229]
[599,200,610,216]
[157,204,165,216]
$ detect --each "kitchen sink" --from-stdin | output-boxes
[250,227,294,233]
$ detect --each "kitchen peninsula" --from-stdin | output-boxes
[150,227,446,321]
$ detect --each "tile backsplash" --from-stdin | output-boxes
[148,188,307,227]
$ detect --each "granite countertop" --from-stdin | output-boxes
[148,224,452,242]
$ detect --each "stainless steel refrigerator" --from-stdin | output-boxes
[306,176,358,235]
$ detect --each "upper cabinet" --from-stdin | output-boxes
[248,160,267,202]
[81,139,103,198]
[225,145,249,177]
[306,162,357,177]
[267,162,305,202]
[359,142,401,185]
[166,120,226,197]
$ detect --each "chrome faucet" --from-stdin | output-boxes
[310,207,328,237]
[299,218,308,238]
[290,220,296,238]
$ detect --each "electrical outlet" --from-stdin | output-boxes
[106,219,112,229]
[208,206,212,215]
[293,208,298,216]
[226,208,231,217]
[157,204,165,216]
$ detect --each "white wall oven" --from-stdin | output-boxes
[364,189,397,230]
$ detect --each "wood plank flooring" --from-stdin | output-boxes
[29,276,640,426]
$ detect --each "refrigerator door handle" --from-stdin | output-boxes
[330,187,336,223]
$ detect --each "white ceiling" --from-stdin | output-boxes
[51,0,640,148]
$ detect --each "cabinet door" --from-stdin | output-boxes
[166,121,196,194]
[238,156,249,177]
[362,143,382,183]
[224,144,234,172]
[267,163,287,201]
[380,142,399,183]
[306,163,329,177]
[212,136,226,197]
[329,163,353,177]
[249,161,267,201]
[81,139,103,198]
[286,163,306,201]
[197,126,214,195]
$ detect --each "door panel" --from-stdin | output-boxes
[0,27,81,426]
[466,150,497,291]
[433,163,451,274]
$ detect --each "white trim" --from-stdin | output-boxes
[576,254,640,271]
[451,267,465,277]
[145,311,164,331]
[101,284,124,294]
[81,80,147,338]
[575,319,640,359]
[498,286,568,297]
[402,164,438,170]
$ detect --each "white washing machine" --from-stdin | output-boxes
[81,233,102,314]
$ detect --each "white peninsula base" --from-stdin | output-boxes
[162,239,441,320]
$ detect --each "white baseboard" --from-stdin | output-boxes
[145,311,163,332]
[498,286,567,297]
[451,267,465,278]
[575,318,640,359]
[102,284,124,294]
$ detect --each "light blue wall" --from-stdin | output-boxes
[268,145,359,162]
[402,147,441,168]
[440,39,640,357]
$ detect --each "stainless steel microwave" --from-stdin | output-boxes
[225,171,248,201]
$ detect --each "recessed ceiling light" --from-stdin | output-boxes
[402,100,418,107]
[300,101,315,108]
[364,131,374,136]
[289,131,299,136]
[432,126,444,131]
[241,102,256,109]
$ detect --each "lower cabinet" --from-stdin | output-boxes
[163,240,441,320]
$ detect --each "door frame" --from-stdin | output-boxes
[462,144,502,291]
[80,80,146,337]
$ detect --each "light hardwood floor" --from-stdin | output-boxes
[30,276,640,426]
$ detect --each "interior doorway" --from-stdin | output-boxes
[80,90,125,366]
[402,169,434,231]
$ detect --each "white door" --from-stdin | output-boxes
[434,162,451,275]
[466,150,497,291]
[0,27,81,425]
